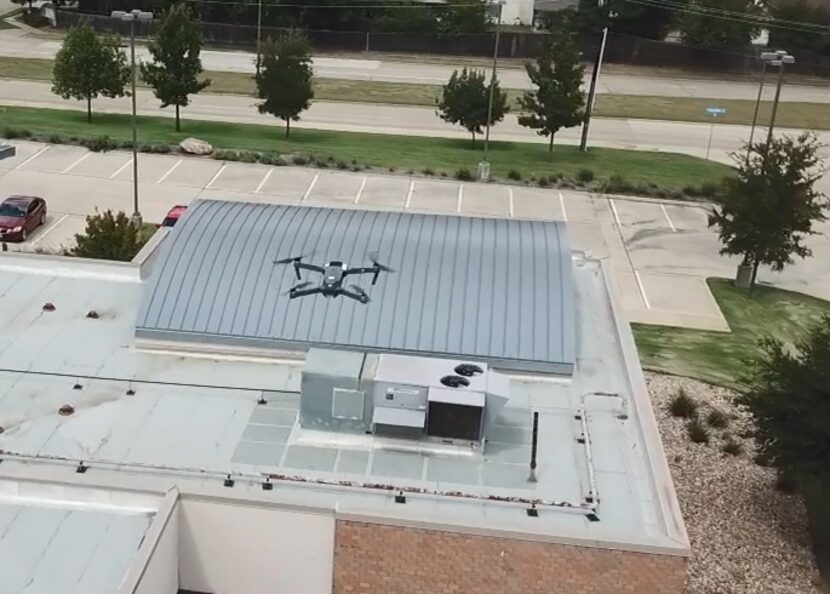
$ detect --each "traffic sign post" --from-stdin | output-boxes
[704,107,726,160]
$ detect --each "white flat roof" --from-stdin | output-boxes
[0,251,688,556]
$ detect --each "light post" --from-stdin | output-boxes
[766,50,795,146]
[111,9,153,225]
[747,52,775,155]
[580,26,608,152]
[480,0,503,181]
[256,0,263,77]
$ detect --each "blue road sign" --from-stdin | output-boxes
[705,107,727,116]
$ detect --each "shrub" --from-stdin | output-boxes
[604,173,633,194]
[683,184,701,196]
[439,171,448,177]
[2,126,21,139]
[699,181,719,198]
[507,169,522,181]
[537,176,549,188]
[775,470,798,494]
[668,388,698,418]
[577,168,595,183]
[314,156,329,168]
[422,168,435,176]
[239,151,259,163]
[387,166,396,172]
[721,437,744,456]
[706,408,730,429]
[454,167,473,181]
[70,209,146,262]
[292,154,310,166]
[259,153,284,166]
[213,149,238,161]
[686,417,710,444]
[80,136,117,152]
[48,134,62,145]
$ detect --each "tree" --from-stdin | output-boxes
[517,24,585,152]
[52,24,130,123]
[255,31,314,139]
[71,210,147,261]
[572,0,687,40]
[768,0,830,55]
[708,133,829,290]
[436,68,508,149]
[739,314,830,481]
[140,3,211,132]
[680,0,761,48]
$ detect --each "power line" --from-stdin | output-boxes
[180,0,486,8]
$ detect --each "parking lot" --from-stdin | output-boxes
[2,140,829,330]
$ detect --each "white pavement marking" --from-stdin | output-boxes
[405,180,415,210]
[14,145,49,170]
[354,176,367,204]
[634,271,652,309]
[558,192,568,222]
[157,159,182,184]
[30,213,68,246]
[302,173,319,202]
[61,152,90,174]
[255,168,273,194]
[608,198,622,228]
[508,188,514,218]
[205,163,226,189]
[109,157,133,179]
[660,204,677,232]
[457,184,463,213]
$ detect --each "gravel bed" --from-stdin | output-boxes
[646,372,823,594]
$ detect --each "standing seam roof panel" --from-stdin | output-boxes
[136,200,576,373]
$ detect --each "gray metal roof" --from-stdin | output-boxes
[136,200,575,374]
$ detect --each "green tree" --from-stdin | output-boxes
[708,133,829,290]
[518,25,585,152]
[680,0,761,48]
[436,68,508,149]
[140,3,211,132]
[51,24,130,123]
[768,0,830,54]
[71,210,147,261]
[740,314,830,480]
[255,31,314,139]
[572,0,687,40]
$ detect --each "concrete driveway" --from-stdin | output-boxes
[2,140,830,331]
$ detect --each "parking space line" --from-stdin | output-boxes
[205,164,226,189]
[354,176,367,204]
[508,189,514,218]
[608,198,622,228]
[660,204,677,232]
[157,159,182,184]
[109,157,133,179]
[62,153,90,174]
[405,180,415,210]
[301,173,319,202]
[14,145,49,170]
[30,214,69,246]
[457,184,463,214]
[634,271,652,309]
[255,168,273,194]
[558,192,568,222]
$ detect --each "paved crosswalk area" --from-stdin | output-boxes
[2,140,829,330]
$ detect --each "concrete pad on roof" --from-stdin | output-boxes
[207,162,268,194]
[638,272,729,330]
[406,178,459,213]
[461,183,509,217]
[510,187,562,220]
[305,170,364,205]
[357,175,409,210]
[0,141,43,170]
[161,157,223,188]
[13,145,86,174]
[71,151,134,179]
[257,166,317,200]
[113,154,183,184]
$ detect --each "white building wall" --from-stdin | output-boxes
[178,499,335,594]
[133,507,179,594]
[502,0,534,25]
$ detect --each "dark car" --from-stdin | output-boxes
[160,204,188,228]
[0,196,47,242]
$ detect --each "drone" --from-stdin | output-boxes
[274,253,394,303]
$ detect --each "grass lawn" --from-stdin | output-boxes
[0,105,732,188]
[633,278,830,389]
[2,56,829,130]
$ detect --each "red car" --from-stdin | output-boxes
[160,205,188,228]
[0,196,47,242]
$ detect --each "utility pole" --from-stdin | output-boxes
[579,26,607,152]
[766,51,795,146]
[112,9,153,225]
[256,0,263,77]
[482,1,503,164]
[746,55,772,162]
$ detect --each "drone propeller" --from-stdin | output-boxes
[274,252,311,265]
[349,285,370,303]
[285,281,312,295]
[368,252,394,273]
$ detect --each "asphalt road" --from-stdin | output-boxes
[0,28,828,102]
[3,140,829,330]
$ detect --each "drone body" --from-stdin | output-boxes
[274,255,393,303]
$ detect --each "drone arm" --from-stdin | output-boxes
[343,266,375,276]
[340,288,369,303]
[289,287,323,299]
[296,262,325,275]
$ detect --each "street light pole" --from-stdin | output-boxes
[766,52,795,146]
[747,57,770,155]
[580,26,608,152]
[256,0,263,77]
[112,9,153,225]
[483,0,503,162]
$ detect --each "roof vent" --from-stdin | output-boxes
[86,310,99,319]
[440,375,470,388]
[42,302,55,312]
[59,404,75,416]
[454,363,484,377]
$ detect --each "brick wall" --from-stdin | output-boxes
[334,520,687,594]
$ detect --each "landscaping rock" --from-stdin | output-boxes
[647,372,822,594]
[179,137,213,155]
